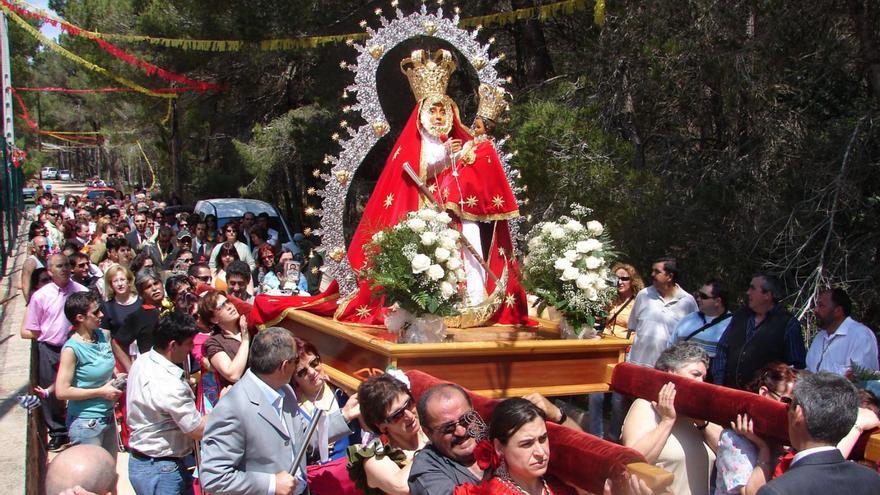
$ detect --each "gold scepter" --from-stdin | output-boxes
[402,162,500,285]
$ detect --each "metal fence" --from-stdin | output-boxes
[0,141,25,279]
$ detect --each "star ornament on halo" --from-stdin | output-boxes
[383,193,395,208]
[355,305,372,319]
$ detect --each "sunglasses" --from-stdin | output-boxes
[75,262,89,268]
[195,275,212,283]
[780,396,795,409]
[697,292,716,300]
[383,397,415,424]
[617,276,631,282]
[178,257,194,263]
[295,356,322,379]
[429,409,476,436]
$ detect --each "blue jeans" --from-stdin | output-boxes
[129,453,194,495]
[67,415,118,460]
[588,392,626,442]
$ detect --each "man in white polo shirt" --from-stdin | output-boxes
[806,288,878,375]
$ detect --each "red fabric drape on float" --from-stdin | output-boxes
[406,370,644,495]
[335,101,472,325]
[611,362,790,444]
[249,280,341,328]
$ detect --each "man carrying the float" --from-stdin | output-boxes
[337,49,529,327]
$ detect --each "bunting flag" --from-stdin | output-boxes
[3,0,223,92]
[11,0,600,53]
[13,86,188,93]
[2,7,178,98]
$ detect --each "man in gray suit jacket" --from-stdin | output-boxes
[757,372,880,495]
[199,327,355,495]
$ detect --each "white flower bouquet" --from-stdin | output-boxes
[522,204,617,338]
[361,208,466,318]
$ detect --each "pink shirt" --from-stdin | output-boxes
[25,280,88,346]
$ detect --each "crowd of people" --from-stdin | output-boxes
[23,187,880,495]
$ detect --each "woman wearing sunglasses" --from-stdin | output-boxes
[197,289,250,394]
[211,241,241,292]
[289,337,360,465]
[348,373,427,495]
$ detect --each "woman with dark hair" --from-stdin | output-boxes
[454,397,575,495]
[252,242,277,294]
[129,250,160,275]
[204,214,219,242]
[197,289,249,393]
[27,267,52,303]
[348,373,427,495]
[211,241,240,292]
[714,363,797,494]
[622,343,719,495]
[27,221,47,241]
[289,337,359,465]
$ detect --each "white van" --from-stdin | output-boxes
[41,167,58,180]
[193,198,298,254]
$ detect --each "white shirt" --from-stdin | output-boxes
[806,317,879,375]
[791,446,837,467]
[251,375,305,495]
[126,349,202,458]
[628,285,698,367]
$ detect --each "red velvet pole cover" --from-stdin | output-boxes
[406,370,645,494]
[611,362,790,445]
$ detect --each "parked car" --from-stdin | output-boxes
[40,167,58,180]
[193,198,297,253]
[85,187,117,201]
[58,170,71,181]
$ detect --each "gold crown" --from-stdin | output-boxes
[400,49,456,101]
[476,84,509,122]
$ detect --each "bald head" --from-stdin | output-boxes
[45,444,117,495]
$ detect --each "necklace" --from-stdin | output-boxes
[499,476,551,495]
[77,332,97,344]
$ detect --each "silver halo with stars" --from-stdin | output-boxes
[315,4,525,296]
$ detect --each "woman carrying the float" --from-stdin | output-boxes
[336,48,473,325]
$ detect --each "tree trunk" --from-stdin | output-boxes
[511,0,555,84]
[847,0,880,98]
[170,99,182,198]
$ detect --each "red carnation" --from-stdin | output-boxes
[473,439,500,471]
[439,133,449,143]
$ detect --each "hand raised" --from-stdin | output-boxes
[651,382,676,422]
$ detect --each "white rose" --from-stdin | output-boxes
[434,247,450,262]
[411,254,431,274]
[585,239,603,252]
[561,266,580,281]
[554,258,572,271]
[586,220,603,235]
[446,257,462,271]
[440,237,457,250]
[528,236,543,250]
[597,278,608,289]
[427,264,445,281]
[564,250,579,262]
[586,287,599,301]
[420,231,438,246]
[541,223,556,234]
[418,209,437,221]
[442,228,460,240]
[407,218,427,232]
[550,227,566,239]
[575,240,590,253]
[439,281,455,299]
[436,212,452,224]
[584,256,602,269]
[565,220,584,232]
[576,274,591,290]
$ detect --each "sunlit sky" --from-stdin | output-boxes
[28,0,61,40]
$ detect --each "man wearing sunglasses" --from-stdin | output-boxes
[409,383,486,495]
[21,235,49,301]
[200,327,354,495]
[667,279,733,375]
[755,372,880,495]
